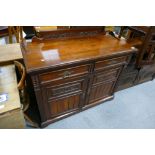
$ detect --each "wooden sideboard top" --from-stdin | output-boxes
[22,34,142,73]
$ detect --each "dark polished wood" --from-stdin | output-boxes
[33,26,105,41]
[137,27,155,67]
[22,34,140,73]
[118,26,149,41]
[21,34,138,127]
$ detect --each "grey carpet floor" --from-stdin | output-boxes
[45,80,155,129]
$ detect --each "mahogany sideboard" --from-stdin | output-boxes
[21,34,138,127]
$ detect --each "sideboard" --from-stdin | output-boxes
[21,34,138,127]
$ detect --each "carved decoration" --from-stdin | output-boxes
[52,83,81,96]
[33,29,105,42]
[31,75,40,91]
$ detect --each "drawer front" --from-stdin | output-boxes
[95,56,127,71]
[39,64,90,83]
[40,76,88,118]
[93,67,121,85]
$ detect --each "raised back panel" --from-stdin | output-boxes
[33,26,105,41]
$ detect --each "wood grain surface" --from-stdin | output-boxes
[0,43,23,64]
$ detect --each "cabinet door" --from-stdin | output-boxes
[48,93,81,117]
[41,76,88,118]
[37,64,90,119]
[88,80,115,104]
[86,67,121,106]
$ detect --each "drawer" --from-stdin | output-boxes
[93,67,121,85]
[95,56,127,71]
[39,64,90,83]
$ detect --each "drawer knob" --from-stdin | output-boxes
[107,60,117,64]
[63,71,72,78]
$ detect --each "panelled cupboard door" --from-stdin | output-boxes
[48,93,81,117]
[40,76,88,118]
[88,80,115,105]
[87,67,122,106]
